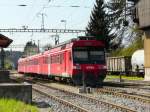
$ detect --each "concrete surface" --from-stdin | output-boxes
[0,83,32,104]
[0,70,10,83]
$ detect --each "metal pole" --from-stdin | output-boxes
[82,71,86,93]
[38,40,40,53]
[119,58,122,82]
[119,72,122,82]
[54,35,59,45]
[41,13,45,30]
[61,20,67,29]
[65,21,67,30]
[1,48,5,70]
[37,13,47,30]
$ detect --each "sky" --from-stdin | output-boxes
[0,0,95,51]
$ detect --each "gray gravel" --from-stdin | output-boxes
[33,90,79,112]
[33,84,134,112]
[93,91,150,112]
[103,86,150,95]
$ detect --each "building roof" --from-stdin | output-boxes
[0,34,13,48]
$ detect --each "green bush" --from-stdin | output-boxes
[0,99,38,112]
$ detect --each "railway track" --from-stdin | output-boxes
[11,74,150,111]
[96,87,150,104]
[33,88,89,112]
[11,75,136,112]
[33,82,136,112]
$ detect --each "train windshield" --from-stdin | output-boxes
[73,47,105,64]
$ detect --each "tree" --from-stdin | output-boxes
[86,0,115,50]
[106,0,142,46]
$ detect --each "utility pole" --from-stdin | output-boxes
[37,13,47,30]
[61,20,67,29]
[37,40,40,53]
[1,48,5,70]
[51,34,60,45]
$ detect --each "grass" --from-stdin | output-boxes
[0,99,39,112]
[106,75,144,81]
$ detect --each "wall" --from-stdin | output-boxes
[0,83,32,104]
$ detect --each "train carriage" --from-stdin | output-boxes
[18,36,107,85]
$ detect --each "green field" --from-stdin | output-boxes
[106,75,144,81]
[0,99,38,112]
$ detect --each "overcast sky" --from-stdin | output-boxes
[0,0,95,51]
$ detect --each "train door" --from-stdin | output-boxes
[39,56,43,75]
[61,52,67,77]
[48,54,51,75]
[37,58,40,74]
[41,56,45,75]
[66,51,72,76]
[64,52,66,72]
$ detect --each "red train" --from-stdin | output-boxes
[18,36,107,86]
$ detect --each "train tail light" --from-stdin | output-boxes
[73,65,81,70]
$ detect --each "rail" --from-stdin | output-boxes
[96,88,150,104]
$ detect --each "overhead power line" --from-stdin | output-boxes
[0,28,86,33]
[43,5,91,8]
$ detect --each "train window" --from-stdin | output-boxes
[29,60,32,65]
[90,51,105,64]
[51,55,55,64]
[60,54,62,64]
[50,54,64,64]
[58,55,59,63]
[54,55,56,63]
[51,56,53,63]
[34,59,38,65]
[62,54,64,61]
[74,51,88,61]
[73,46,105,64]
[47,57,51,64]
[60,54,63,64]
[57,55,59,63]
[44,57,48,64]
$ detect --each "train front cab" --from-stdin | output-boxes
[71,40,107,86]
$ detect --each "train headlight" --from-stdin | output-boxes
[102,65,107,69]
[99,65,107,69]
[73,65,81,70]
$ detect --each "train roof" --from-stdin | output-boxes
[19,52,44,61]
[51,36,99,49]
[18,36,104,61]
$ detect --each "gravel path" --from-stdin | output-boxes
[33,90,80,112]
[44,83,150,112]
[106,86,150,96]
[94,93,150,112]
[33,84,136,112]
